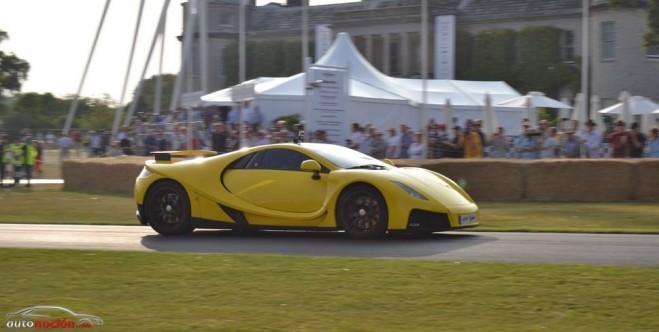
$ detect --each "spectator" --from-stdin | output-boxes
[246,104,263,131]
[88,131,102,157]
[488,127,509,158]
[0,134,8,187]
[32,140,43,178]
[369,130,387,159]
[432,124,449,158]
[57,133,72,162]
[540,127,559,158]
[628,122,647,158]
[645,127,659,157]
[385,127,400,159]
[9,136,25,187]
[348,123,364,151]
[398,124,413,158]
[463,122,484,158]
[609,120,629,158]
[442,125,464,158]
[561,131,581,158]
[211,123,228,153]
[515,126,540,160]
[408,132,426,159]
[583,119,603,158]
[312,130,333,144]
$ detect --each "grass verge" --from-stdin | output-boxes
[1,248,658,331]
[2,186,659,233]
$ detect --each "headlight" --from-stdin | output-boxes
[138,168,152,178]
[392,181,428,200]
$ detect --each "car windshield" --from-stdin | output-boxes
[303,143,391,170]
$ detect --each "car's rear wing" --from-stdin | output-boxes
[152,150,217,163]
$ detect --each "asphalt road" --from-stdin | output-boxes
[0,224,657,266]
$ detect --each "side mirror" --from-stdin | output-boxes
[300,159,321,180]
[383,158,395,167]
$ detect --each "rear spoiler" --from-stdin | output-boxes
[152,150,217,163]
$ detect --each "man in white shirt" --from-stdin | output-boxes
[582,119,603,158]
[385,127,400,159]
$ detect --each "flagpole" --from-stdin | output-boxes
[581,0,590,120]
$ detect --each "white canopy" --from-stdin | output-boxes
[202,32,524,140]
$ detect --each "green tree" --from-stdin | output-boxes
[0,30,30,96]
[645,0,659,47]
[465,29,518,85]
[517,26,578,96]
[129,74,177,114]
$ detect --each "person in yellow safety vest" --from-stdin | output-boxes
[0,134,9,188]
[8,136,26,187]
[24,139,38,187]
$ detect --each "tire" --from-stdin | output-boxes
[144,180,194,235]
[336,184,388,239]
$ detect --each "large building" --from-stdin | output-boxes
[183,0,659,109]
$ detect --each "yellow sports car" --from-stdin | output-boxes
[134,143,478,238]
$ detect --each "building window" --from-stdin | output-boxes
[647,46,659,58]
[601,21,615,60]
[562,30,575,62]
[219,11,233,27]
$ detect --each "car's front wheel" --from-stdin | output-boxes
[144,180,194,235]
[337,184,388,239]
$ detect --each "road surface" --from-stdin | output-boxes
[0,224,657,266]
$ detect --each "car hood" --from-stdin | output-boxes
[388,167,474,206]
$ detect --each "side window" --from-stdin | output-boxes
[261,149,310,171]
[245,151,266,169]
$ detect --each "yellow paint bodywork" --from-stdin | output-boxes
[134,144,478,231]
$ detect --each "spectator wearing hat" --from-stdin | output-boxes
[645,127,659,158]
[582,119,603,158]
[609,120,629,158]
[369,130,387,159]
[398,124,413,158]
[515,125,540,160]
[561,130,581,158]
[385,127,400,159]
[628,122,647,158]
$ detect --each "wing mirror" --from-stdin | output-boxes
[300,160,321,180]
[383,158,395,166]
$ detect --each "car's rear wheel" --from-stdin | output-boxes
[337,184,388,238]
[144,180,194,235]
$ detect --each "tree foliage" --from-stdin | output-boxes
[128,74,177,114]
[0,30,30,96]
[223,40,312,86]
[645,0,659,47]
[456,27,578,98]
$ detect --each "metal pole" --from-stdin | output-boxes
[154,8,167,115]
[111,0,145,138]
[239,0,246,147]
[302,0,308,71]
[199,0,209,94]
[421,0,429,158]
[581,0,590,120]
[169,0,196,112]
[62,0,111,136]
[123,0,171,128]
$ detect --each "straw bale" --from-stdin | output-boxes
[636,160,659,201]
[63,157,147,194]
[526,159,637,201]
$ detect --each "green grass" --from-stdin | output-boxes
[2,186,659,233]
[1,249,657,331]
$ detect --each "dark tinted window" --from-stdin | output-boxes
[260,149,309,171]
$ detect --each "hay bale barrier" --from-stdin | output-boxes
[62,157,659,201]
[63,156,148,194]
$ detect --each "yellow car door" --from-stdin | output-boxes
[223,148,328,213]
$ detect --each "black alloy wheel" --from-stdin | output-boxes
[337,184,388,238]
[144,180,194,235]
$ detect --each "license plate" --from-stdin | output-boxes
[458,213,477,225]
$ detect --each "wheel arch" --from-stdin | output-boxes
[144,178,200,221]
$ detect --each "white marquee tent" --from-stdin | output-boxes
[202,32,524,141]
